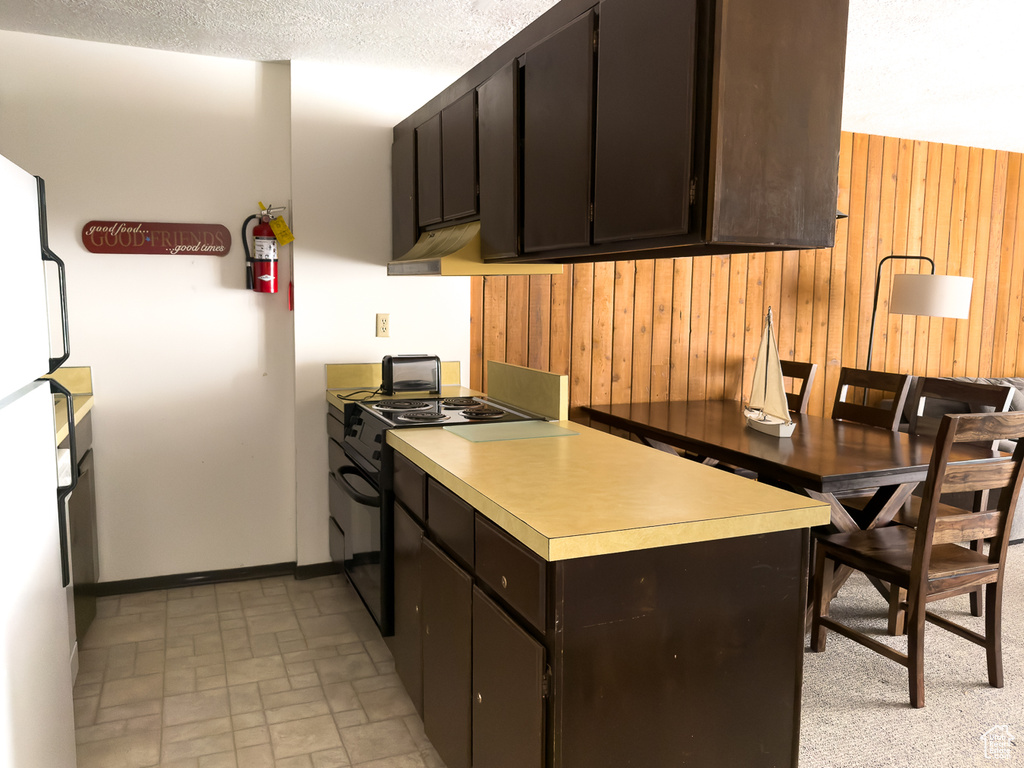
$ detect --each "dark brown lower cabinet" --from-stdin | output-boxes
[421,539,473,768]
[62,409,98,644]
[68,447,97,641]
[472,587,546,768]
[389,448,808,768]
[391,504,423,716]
[549,529,808,768]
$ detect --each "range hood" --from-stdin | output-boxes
[387,222,562,276]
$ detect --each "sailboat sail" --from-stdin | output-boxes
[745,308,795,437]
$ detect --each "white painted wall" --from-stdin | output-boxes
[0,31,296,581]
[0,32,473,581]
[290,60,470,565]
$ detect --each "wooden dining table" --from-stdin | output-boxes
[579,399,1002,623]
[580,399,1001,531]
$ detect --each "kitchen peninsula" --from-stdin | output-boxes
[386,419,827,768]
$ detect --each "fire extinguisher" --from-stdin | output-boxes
[242,203,286,293]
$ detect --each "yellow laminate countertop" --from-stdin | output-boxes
[55,394,94,445]
[387,421,829,562]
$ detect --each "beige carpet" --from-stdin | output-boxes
[799,544,1022,767]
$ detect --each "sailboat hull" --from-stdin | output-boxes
[745,412,796,438]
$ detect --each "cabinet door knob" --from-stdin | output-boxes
[476,693,483,704]
[501,575,508,589]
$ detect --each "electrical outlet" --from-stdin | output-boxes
[376,313,390,338]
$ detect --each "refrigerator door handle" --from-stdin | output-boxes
[37,177,70,373]
[46,378,78,588]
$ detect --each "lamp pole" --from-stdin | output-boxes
[866,255,935,371]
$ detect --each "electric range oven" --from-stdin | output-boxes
[326,396,543,635]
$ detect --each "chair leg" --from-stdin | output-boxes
[906,592,926,708]
[811,545,832,652]
[969,538,984,617]
[985,582,1004,689]
[887,585,906,636]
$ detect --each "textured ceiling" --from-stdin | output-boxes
[2,0,1023,152]
[0,0,561,70]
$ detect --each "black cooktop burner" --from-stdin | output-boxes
[372,400,432,412]
[461,406,506,420]
[441,397,480,409]
[396,411,451,423]
[354,395,542,430]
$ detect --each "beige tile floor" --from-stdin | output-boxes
[72,574,446,768]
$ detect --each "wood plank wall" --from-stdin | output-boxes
[469,131,1024,417]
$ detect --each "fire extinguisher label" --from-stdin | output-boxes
[253,237,277,261]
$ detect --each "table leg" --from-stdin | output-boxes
[803,484,917,632]
[805,490,857,532]
[862,483,916,528]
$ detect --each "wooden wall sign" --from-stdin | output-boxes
[82,221,231,256]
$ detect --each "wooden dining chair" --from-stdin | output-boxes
[887,377,1016,629]
[831,367,911,431]
[906,377,1015,441]
[810,410,1024,708]
[780,360,817,414]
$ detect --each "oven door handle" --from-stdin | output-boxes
[334,466,381,507]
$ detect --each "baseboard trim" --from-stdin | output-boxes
[94,561,341,596]
[295,561,345,580]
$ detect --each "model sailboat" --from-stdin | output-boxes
[744,308,796,438]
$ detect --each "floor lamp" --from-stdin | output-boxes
[866,255,973,371]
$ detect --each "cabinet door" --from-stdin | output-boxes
[421,539,472,768]
[472,587,546,768]
[69,448,97,642]
[392,451,426,524]
[392,127,418,259]
[427,478,474,569]
[593,0,697,243]
[441,91,479,221]
[391,504,424,716]
[478,60,520,259]
[521,10,595,253]
[416,113,443,227]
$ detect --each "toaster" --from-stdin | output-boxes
[381,355,441,395]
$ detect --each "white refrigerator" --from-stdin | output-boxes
[0,152,78,767]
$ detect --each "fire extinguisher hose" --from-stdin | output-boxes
[241,213,259,290]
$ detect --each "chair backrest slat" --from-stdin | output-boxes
[930,509,1002,545]
[831,367,912,431]
[938,460,1016,496]
[953,410,1024,443]
[780,360,817,414]
[909,377,1014,441]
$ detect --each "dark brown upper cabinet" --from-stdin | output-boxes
[706,0,847,250]
[441,92,479,221]
[416,93,478,228]
[592,0,697,244]
[521,10,595,253]
[477,61,520,259]
[392,0,849,265]
[415,114,443,227]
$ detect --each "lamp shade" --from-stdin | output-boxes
[889,274,973,319]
